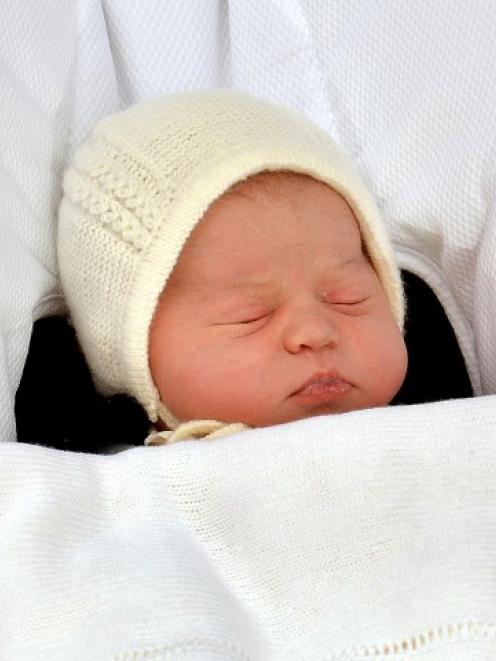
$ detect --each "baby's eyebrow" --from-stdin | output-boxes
[169,276,275,298]
[216,280,279,300]
[175,255,370,298]
[224,259,369,296]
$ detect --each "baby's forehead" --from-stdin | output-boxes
[168,172,369,290]
[205,170,358,235]
[201,171,367,253]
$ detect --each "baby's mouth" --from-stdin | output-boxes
[290,371,353,403]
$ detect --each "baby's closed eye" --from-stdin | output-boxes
[330,296,371,306]
[321,290,374,314]
[213,307,273,326]
[236,312,272,325]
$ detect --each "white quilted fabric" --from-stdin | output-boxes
[1,2,74,441]
[2,1,496,659]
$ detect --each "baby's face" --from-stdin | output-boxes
[149,173,407,428]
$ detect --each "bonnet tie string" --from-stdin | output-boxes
[144,419,249,446]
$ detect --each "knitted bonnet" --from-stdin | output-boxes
[58,89,404,432]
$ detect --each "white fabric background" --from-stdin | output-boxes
[2,1,496,658]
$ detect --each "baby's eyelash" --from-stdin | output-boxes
[213,311,271,326]
[333,298,369,306]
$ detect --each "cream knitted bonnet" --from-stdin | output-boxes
[58,89,404,437]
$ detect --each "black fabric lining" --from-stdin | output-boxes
[14,317,149,452]
[14,270,473,452]
[391,271,472,406]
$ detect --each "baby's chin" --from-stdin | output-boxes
[163,386,398,429]
[240,392,399,428]
[228,400,358,428]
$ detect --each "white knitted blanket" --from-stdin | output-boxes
[2,396,495,659]
[3,2,496,659]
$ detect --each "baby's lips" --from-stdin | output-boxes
[290,370,353,398]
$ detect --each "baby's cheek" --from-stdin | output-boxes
[349,311,405,404]
[156,343,237,420]
[162,356,209,413]
[172,345,274,424]
[372,330,408,405]
[393,335,409,390]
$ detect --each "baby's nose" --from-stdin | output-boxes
[284,305,338,354]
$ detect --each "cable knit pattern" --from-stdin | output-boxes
[64,162,161,253]
[58,90,404,429]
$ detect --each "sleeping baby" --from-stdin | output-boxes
[57,90,407,445]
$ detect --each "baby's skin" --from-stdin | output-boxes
[149,171,407,428]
